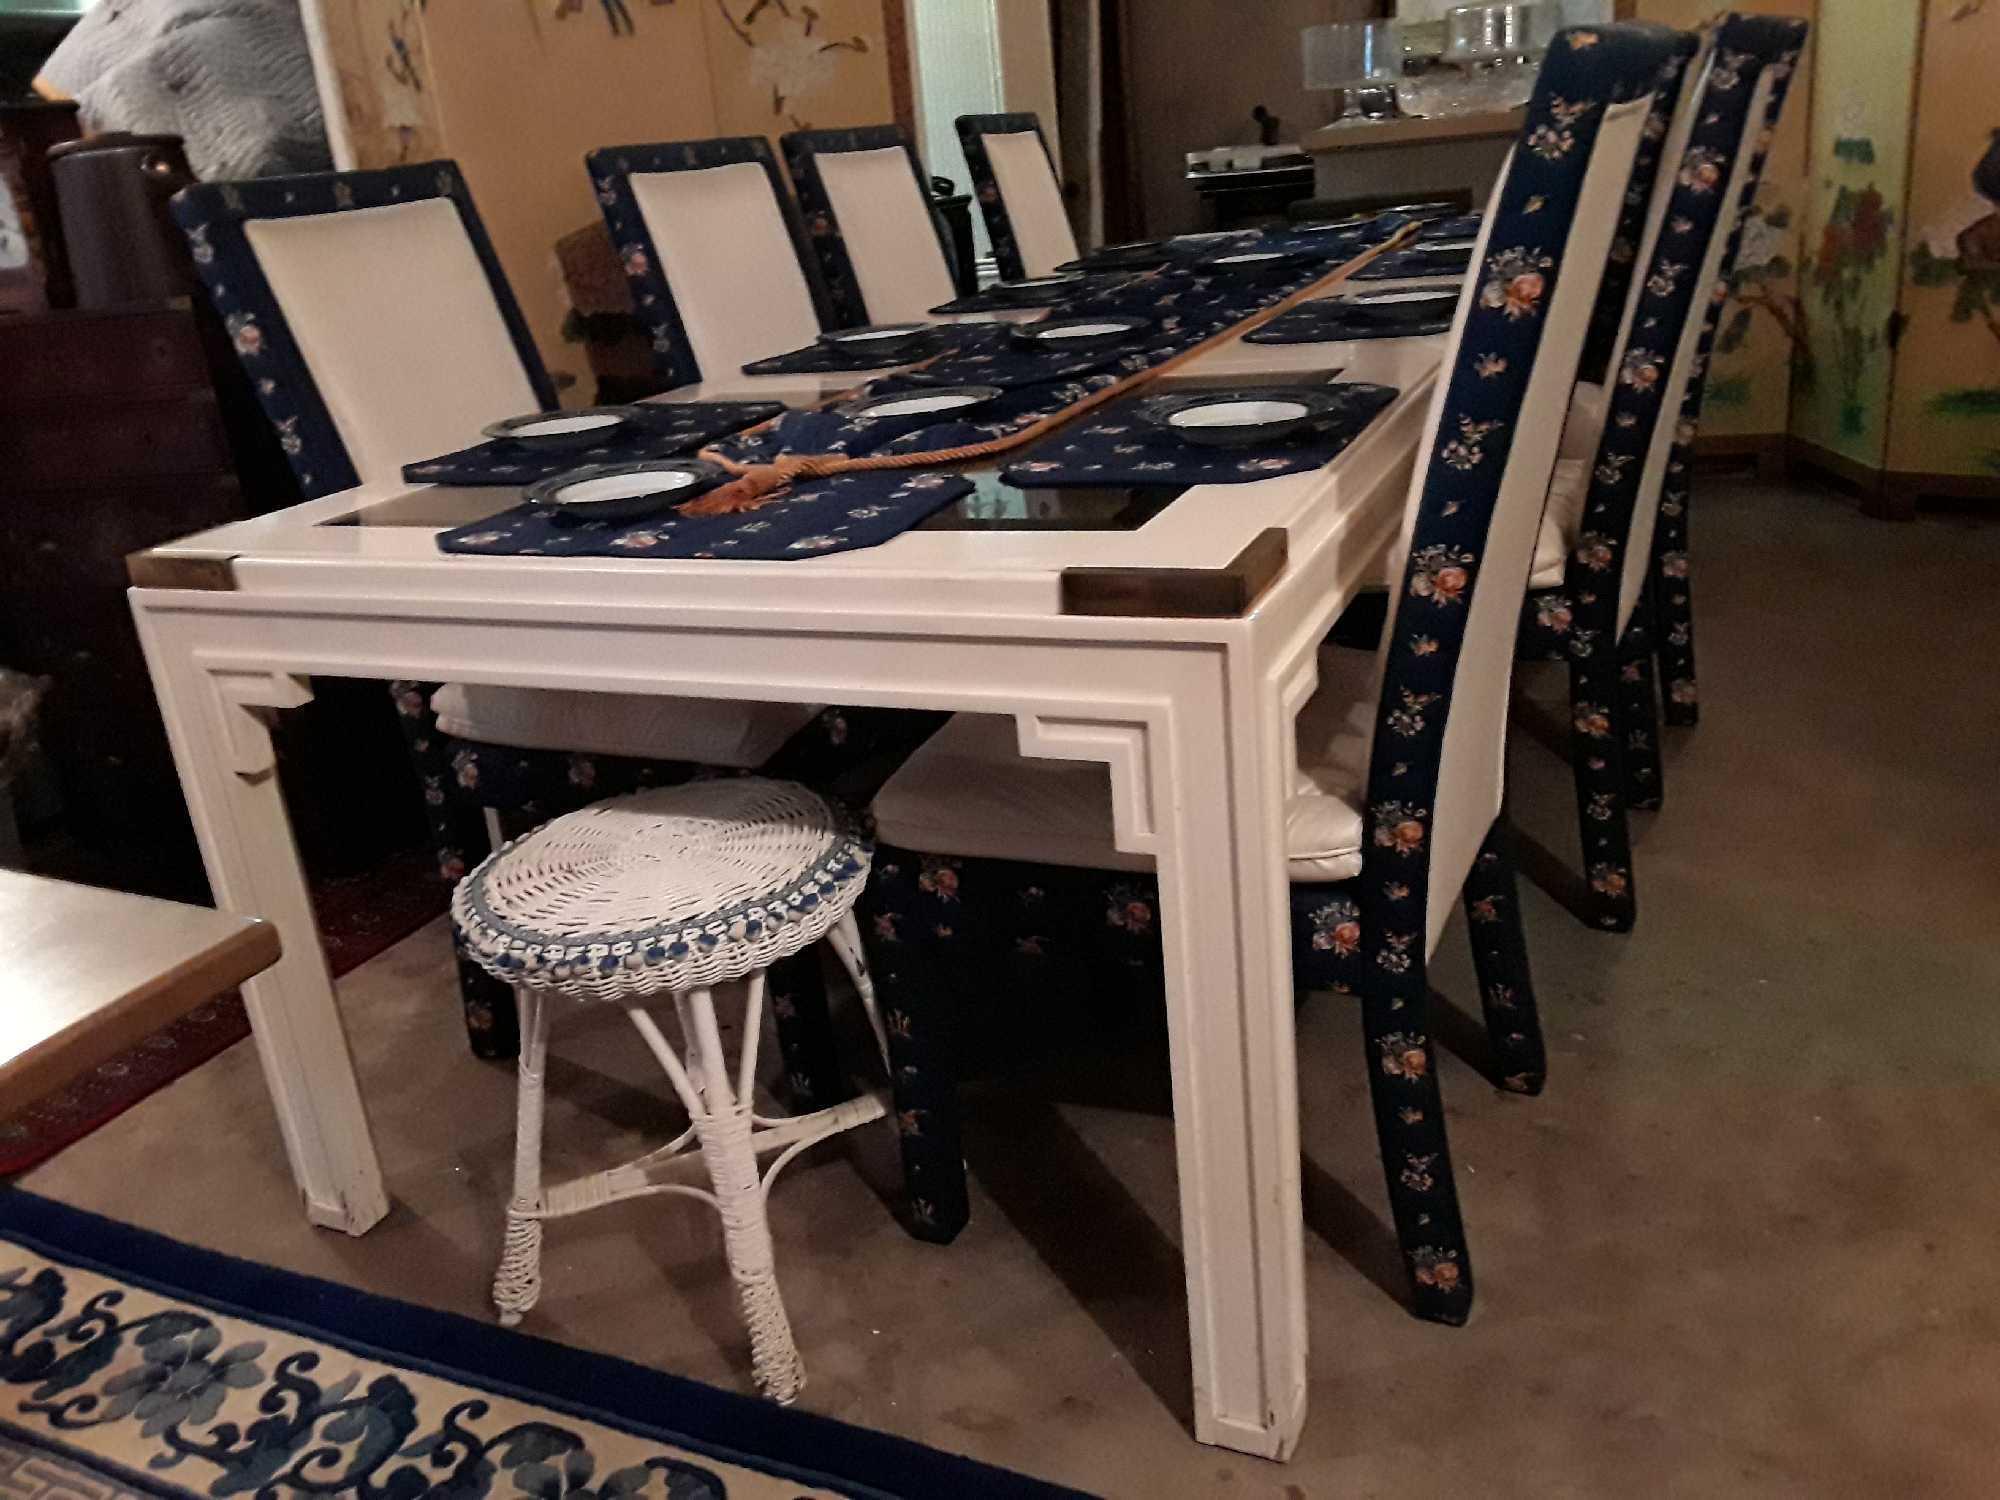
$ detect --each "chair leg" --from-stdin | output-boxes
[862,854,970,1244]
[1358,967,1474,1325]
[1568,657,1638,933]
[1461,817,1547,1095]
[493,985,548,1325]
[1654,501,1699,727]
[1619,651,1665,812]
[765,949,848,1110]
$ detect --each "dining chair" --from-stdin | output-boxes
[780,125,958,326]
[172,162,943,1062]
[955,112,1080,281]
[862,24,1680,1326]
[1520,14,1808,931]
[588,136,838,389]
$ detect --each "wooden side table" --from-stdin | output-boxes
[0,870,280,1114]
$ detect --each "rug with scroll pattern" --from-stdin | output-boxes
[0,1192,1090,1500]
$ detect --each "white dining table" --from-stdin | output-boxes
[126,316,1445,1461]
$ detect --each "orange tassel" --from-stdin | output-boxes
[678,463,797,516]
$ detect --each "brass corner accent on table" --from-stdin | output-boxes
[1060,527,1288,618]
[128,551,239,591]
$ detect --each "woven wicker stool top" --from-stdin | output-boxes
[452,778,870,999]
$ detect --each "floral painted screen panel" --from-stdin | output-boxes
[1886,0,2000,482]
[1789,0,1920,470]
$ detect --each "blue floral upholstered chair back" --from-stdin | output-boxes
[1518,15,1806,932]
[170,162,557,498]
[1649,17,1807,726]
[1556,15,1807,651]
[589,136,837,389]
[954,113,1079,281]
[852,23,1683,1327]
[781,126,958,326]
[1371,27,1666,965]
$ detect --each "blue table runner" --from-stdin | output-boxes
[402,402,782,487]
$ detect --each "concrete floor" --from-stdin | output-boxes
[25,479,2000,1498]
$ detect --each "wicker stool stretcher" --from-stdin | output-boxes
[452,777,888,1403]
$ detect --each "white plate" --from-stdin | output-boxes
[1214,251,1289,266]
[1169,399,1312,428]
[1007,274,1082,289]
[857,392,986,418]
[828,326,925,342]
[506,413,626,439]
[1029,321,1133,340]
[1344,289,1458,304]
[551,469,702,506]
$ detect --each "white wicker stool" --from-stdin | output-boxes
[451,777,889,1403]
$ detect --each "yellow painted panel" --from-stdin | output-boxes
[316,0,447,168]
[1635,0,1815,442]
[701,0,895,140]
[1884,0,2000,481]
[418,0,721,397]
[1788,0,1919,469]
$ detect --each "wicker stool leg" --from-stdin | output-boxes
[493,985,549,1325]
[826,911,891,1069]
[628,987,806,1403]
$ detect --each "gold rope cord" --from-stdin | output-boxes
[681,223,1421,517]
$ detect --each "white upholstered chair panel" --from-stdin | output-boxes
[1616,64,1779,637]
[1416,95,1652,953]
[630,162,822,379]
[816,146,957,323]
[245,200,540,487]
[980,129,1079,277]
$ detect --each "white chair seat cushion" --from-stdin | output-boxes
[1530,456,1589,589]
[1558,380,1609,462]
[871,645,1378,883]
[431,684,822,769]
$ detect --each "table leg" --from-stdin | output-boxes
[132,609,388,1233]
[1028,647,1308,1458]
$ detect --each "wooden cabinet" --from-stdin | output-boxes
[0,303,274,848]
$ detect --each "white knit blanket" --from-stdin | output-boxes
[39,0,332,180]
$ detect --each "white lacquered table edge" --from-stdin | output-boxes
[126,336,1441,1463]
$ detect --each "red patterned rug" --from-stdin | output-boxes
[0,845,448,1174]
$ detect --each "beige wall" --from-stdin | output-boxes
[313,0,901,398]
[1121,0,1378,237]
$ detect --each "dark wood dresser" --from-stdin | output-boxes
[0,301,262,847]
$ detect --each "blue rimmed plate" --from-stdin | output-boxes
[482,407,635,449]
[1136,387,1348,448]
[840,384,1001,421]
[816,323,937,359]
[524,459,727,522]
[1010,315,1153,351]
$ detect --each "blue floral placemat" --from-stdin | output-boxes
[741,331,955,376]
[1414,214,1484,243]
[1247,297,1456,344]
[436,471,973,561]
[401,402,783,487]
[999,383,1399,488]
[1353,245,1475,281]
